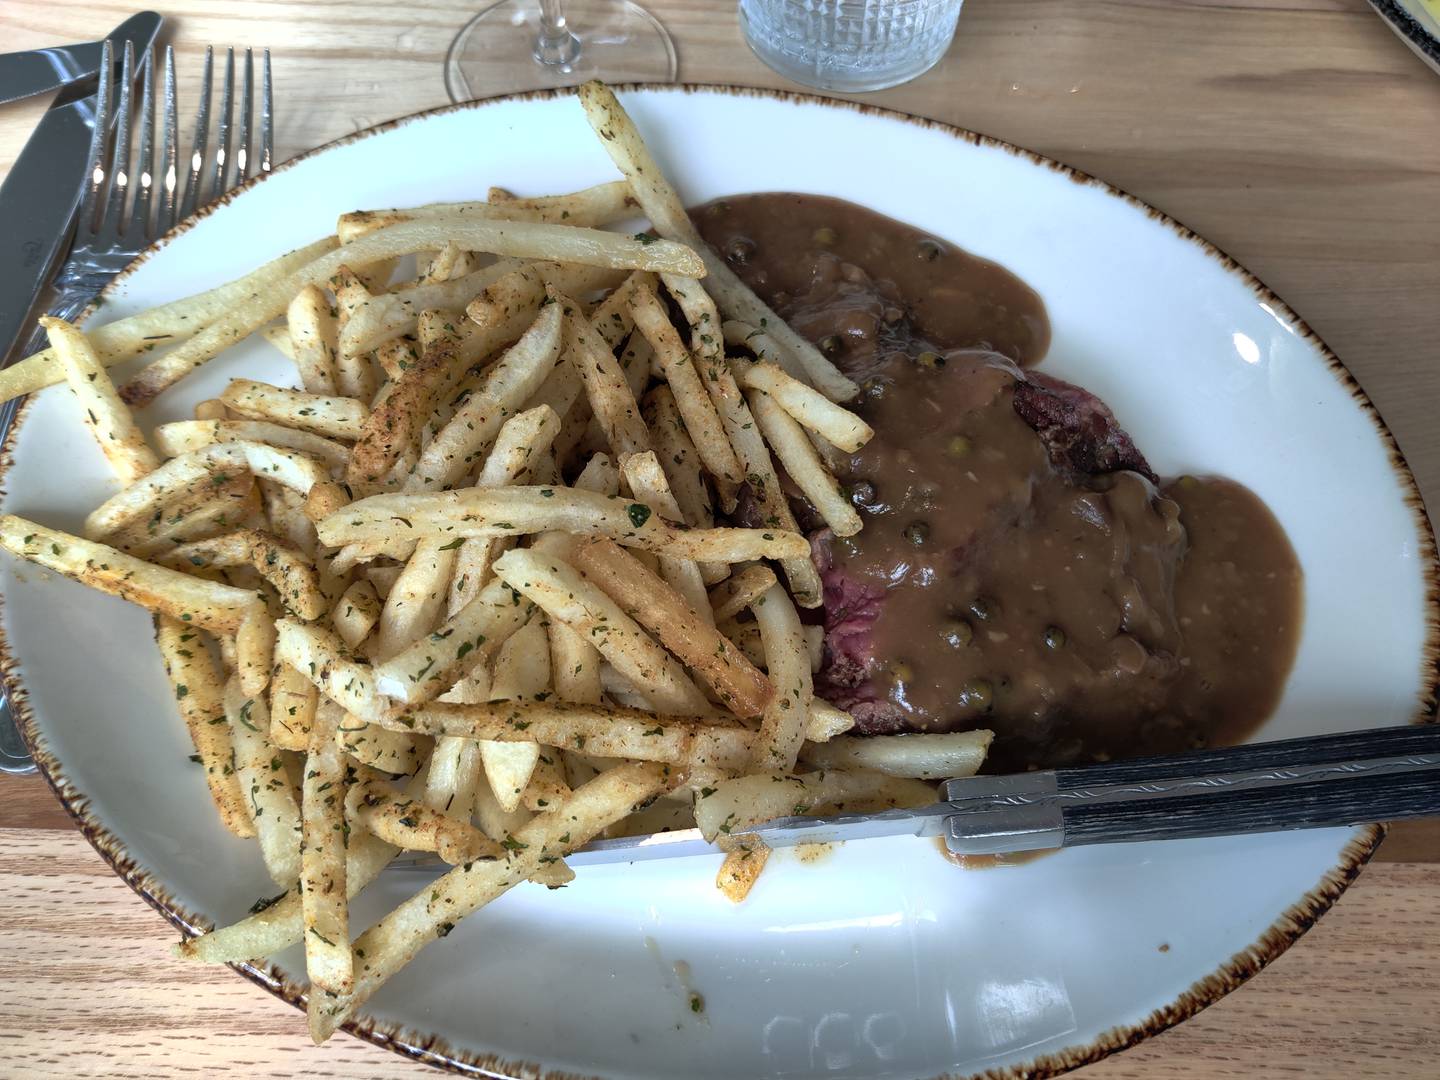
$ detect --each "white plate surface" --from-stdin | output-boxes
[1,87,1433,1080]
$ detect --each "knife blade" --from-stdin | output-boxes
[0,12,161,107]
[0,12,163,362]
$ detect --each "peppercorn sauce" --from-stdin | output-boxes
[696,193,1303,772]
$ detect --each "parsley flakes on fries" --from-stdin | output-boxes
[0,81,991,1043]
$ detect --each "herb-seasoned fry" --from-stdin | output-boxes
[44,316,159,484]
[573,539,771,717]
[156,617,253,837]
[318,487,809,563]
[300,703,352,993]
[493,547,711,715]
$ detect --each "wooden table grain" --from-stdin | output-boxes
[1,1,1437,1077]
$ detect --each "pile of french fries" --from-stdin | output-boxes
[0,82,991,1043]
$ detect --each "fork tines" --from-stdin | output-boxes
[82,42,273,249]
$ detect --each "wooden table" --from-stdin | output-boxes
[1,0,1437,1076]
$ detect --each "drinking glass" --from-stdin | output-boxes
[446,0,678,103]
[739,0,965,92]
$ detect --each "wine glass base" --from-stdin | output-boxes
[445,0,678,103]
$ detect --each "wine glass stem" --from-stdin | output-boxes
[535,0,582,67]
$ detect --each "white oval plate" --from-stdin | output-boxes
[2,87,1434,1080]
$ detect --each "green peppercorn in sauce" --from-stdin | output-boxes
[697,193,1303,772]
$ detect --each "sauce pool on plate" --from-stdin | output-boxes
[696,193,1303,772]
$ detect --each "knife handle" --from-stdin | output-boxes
[1056,769,1440,847]
[1051,724,1440,789]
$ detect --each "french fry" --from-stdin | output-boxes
[746,387,861,537]
[732,359,873,453]
[300,702,351,993]
[554,287,651,460]
[630,285,742,501]
[800,731,993,780]
[331,578,382,651]
[110,478,260,558]
[373,337,419,381]
[423,735,485,820]
[236,604,277,697]
[588,270,654,349]
[335,180,641,243]
[374,538,456,662]
[153,419,351,471]
[287,284,340,394]
[269,664,318,751]
[576,80,856,402]
[365,565,403,598]
[806,701,856,742]
[717,616,765,670]
[327,269,380,402]
[693,769,935,843]
[225,678,302,886]
[337,260,521,358]
[748,584,812,771]
[522,747,572,812]
[43,316,159,484]
[722,319,810,384]
[339,717,429,776]
[84,442,333,541]
[481,616,549,812]
[421,242,465,284]
[801,624,822,673]
[696,358,823,606]
[444,404,563,615]
[0,515,264,634]
[220,379,367,441]
[347,776,500,864]
[259,479,318,556]
[573,539,772,718]
[619,450,712,621]
[708,563,777,623]
[373,576,532,705]
[493,547,710,715]
[716,840,770,903]
[275,619,386,722]
[413,303,564,490]
[330,538,416,576]
[549,609,603,707]
[307,762,672,1042]
[641,385,726,584]
[382,701,751,774]
[467,263,626,333]
[155,617,253,837]
[163,529,327,621]
[318,487,810,563]
[0,237,338,407]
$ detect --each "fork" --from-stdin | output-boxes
[0,40,274,775]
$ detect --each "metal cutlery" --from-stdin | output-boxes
[0,14,163,368]
[395,724,1440,871]
[0,12,162,108]
[0,38,275,774]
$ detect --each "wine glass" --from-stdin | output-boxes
[445,0,678,103]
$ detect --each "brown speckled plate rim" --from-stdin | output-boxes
[1,83,1436,1080]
